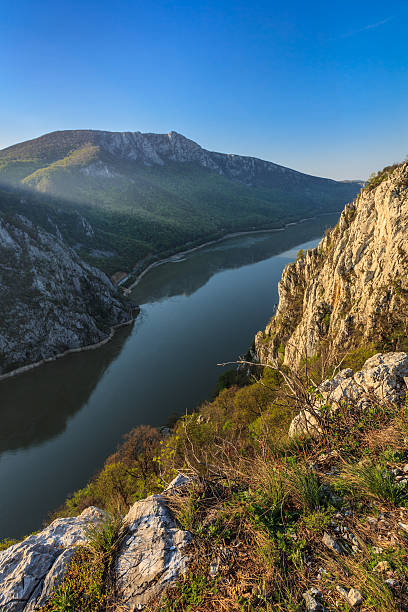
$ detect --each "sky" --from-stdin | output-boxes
[1,0,407,180]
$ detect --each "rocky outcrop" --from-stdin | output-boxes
[289,352,408,438]
[115,475,192,609]
[255,162,408,367]
[1,129,362,194]
[0,476,191,611]
[0,214,133,374]
[0,507,106,612]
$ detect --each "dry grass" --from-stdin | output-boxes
[148,389,408,611]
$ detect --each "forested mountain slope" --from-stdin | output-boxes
[0,130,362,276]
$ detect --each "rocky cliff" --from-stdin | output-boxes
[0,212,133,375]
[0,129,360,190]
[255,161,408,367]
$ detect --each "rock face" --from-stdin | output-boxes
[0,507,106,612]
[255,162,408,367]
[0,477,191,611]
[0,214,133,374]
[115,490,192,608]
[289,352,408,438]
[0,129,361,191]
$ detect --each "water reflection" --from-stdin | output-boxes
[0,213,339,538]
[0,325,133,453]
[131,215,335,304]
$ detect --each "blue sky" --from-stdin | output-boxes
[1,0,407,179]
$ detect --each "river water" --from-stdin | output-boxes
[0,213,338,539]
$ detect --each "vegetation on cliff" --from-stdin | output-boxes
[40,346,408,611]
[0,130,361,276]
[255,160,408,369]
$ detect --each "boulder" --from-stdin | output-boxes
[115,481,192,609]
[289,352,408,438]
[0,506,106,612]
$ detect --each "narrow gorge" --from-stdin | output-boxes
[2,162,408,610]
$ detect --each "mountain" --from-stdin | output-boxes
[2,157,408,611]
[255,160,408,368]
[0,206,133,375]
[0,130,362,277]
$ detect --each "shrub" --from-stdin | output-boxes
[0,538,19,552]
[286,467,325,511]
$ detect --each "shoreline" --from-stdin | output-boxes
[0,315,138,383]
[0,210,338,383]
[123,211,338,294]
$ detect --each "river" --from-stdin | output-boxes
[0,213,339,539]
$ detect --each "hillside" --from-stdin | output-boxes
[0,130,362,277]
[0,204,134,375]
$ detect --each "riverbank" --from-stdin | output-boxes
[0,217,338,540]
[0,313,139,383]
[123,211,338,294]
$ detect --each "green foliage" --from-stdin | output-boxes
[381,447,407,463]
[342,343,379,372]
[365,163,401,191]
[249,403,294,446]
[0,537,19,551]
[85,513,122,560]
[160,572,219,611]
[300,507,334,532]
[40,547,105,611]
[213,368,249,396]
[55,425,162,518]
[287,467,326,511]
[296,248,305,261]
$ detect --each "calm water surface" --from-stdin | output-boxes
[0,214,339,539]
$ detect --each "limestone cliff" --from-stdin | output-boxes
[255,161,408,367]
[0,213,133,375]
[0,129,360,190]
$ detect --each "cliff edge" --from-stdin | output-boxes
[255,162,408,367]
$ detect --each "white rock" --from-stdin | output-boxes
[322,532,342,554]
[347,587,363,607]
[0,506,105,612]
[115,493,192,609]
[303,589,323,611]
[289,352,408,438]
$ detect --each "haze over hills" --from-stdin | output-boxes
[0,130,361,277]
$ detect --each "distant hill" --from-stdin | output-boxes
[0,130,361,276]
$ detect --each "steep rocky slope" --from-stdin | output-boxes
[2,354,408,610]
[255,161,408,367]
[0,131,361,276]
[0,212,133,375]
[0,129,361,192]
